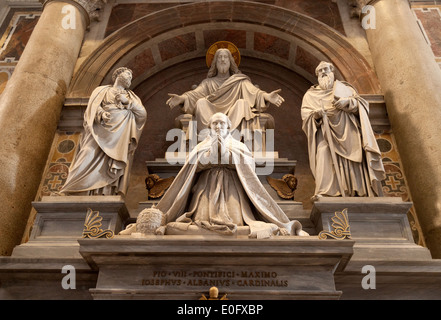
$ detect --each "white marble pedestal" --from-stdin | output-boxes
[310,197,441,299]
[310,197,432,260]
[78,236,354,300]
[11,196,129,258]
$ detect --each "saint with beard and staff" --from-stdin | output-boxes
[301,61,385,200]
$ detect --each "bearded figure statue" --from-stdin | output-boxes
[301,61,385,199]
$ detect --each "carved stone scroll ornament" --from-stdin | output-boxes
[318,208,352,240]
[266,174,298,200]
[82,208,114,239]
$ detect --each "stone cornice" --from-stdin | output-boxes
[366,0,410,5]
[40,0,107,25]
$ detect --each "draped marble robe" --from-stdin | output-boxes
[60,85,147,195]
[181,73,269,135]
[301,80,385,197]
[155,133,304,238]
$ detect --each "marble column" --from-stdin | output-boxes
[0,0,101,255]
[365,0,441,258]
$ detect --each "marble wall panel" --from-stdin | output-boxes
[377,134,408,199]
[105,1,344,40]
[0,11,40,62]
[0,10,40,95]
[274,0,345,35]
[254,32,290,60]
[158,33,197,62]
[37,132,81,198]
[295,46,321,77]
[376,133,424,246]
[412,6,441,67]
[125,48,155,80]
[105,3,183,37]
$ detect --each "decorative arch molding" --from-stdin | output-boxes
[67,1,381,98]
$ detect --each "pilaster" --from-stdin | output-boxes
[0,0,88,255]
[365,0,441,258]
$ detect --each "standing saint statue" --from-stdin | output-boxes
[166,43,284,135]
[59,67,147,196]
[151,112,308,238]
[301,61,385,199]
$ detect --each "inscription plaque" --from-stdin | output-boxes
[141,269,288,288]
[79,237,354,299]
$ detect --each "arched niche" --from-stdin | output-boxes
[67,1,381,98]
[63,1,383,213]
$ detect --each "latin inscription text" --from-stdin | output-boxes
[141,270,288,288]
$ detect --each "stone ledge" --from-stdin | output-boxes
[11,196,129,259]
[310,197,432,261]
[78,236,354,269]
[0,256,97,300]
[335,259,441,299]
[78,236,354,300]
[88,288,342,300]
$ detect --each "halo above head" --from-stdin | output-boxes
[206,41,241,68]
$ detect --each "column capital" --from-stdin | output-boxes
[40,0,107,25]
[347,0,369,19]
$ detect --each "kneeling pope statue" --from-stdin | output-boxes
[127,112,308,238]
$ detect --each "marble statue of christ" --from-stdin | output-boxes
[166,48,284,135]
